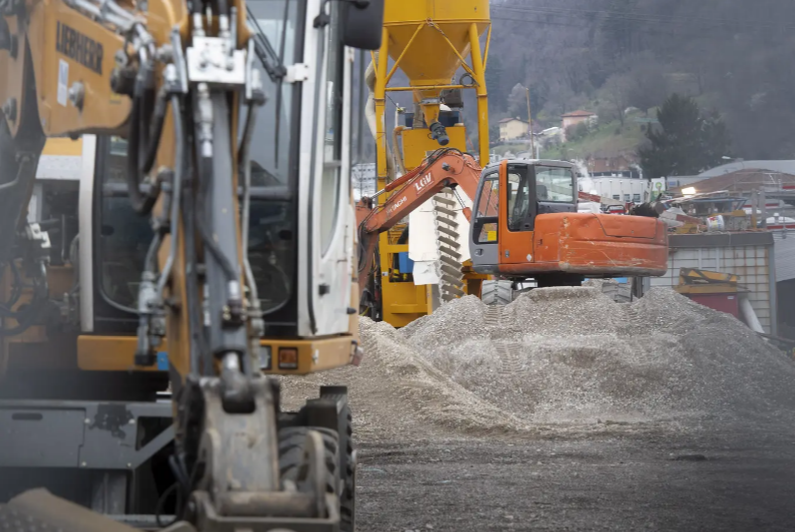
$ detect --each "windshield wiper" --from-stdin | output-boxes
[246,6,287,82]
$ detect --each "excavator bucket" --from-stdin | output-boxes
[0,489,147,532]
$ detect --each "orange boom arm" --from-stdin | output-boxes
[356,149,483,293]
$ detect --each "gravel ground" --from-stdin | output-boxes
[280,286,795,531]
[355,430,795,532]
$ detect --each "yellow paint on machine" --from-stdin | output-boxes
[77,335,356,375]
[400,127,467,170]
[42,137,83,156]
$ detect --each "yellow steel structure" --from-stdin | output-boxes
[371,0,491,326]
[674,268,741,295]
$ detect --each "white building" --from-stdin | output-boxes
[577,175,666,203]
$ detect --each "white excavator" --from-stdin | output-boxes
[0,0,384,530]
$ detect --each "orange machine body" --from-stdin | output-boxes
[357,152,668,295]
[496,212,668,277]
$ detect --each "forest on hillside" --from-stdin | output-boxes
[483,0,795,160]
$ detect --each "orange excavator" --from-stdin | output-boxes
[357,149,668,299]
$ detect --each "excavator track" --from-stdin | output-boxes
[481,280,514,306]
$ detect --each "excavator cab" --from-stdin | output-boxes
[470,159,668,286]
[470,160,578,276]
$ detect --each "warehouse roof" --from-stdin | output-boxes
[679,169,795,194]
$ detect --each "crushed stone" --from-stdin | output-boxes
[280,287,795,441]
[277,317,533,443]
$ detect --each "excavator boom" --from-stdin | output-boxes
[362,149,481,232]
[357,149,482,292]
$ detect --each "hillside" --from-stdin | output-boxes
[482,0,795,162]
[542,118,646,162]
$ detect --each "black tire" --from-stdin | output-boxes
[338,405,356,532]
[278,426,339,498]
[319,392,356,532]
[481,280,513,306]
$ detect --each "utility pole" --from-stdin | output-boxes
[525,87,536,158]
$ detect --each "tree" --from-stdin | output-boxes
[488,123,501,144]
[507,83,529,120]
[600,73,632,126]
[565,122,590,143]
[638,93,731,179]
[625,59,669,115]
[485,55,505,111]
[601,0,639,58]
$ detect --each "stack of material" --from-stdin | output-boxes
[280,288,795,442]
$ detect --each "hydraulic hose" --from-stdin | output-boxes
[141,87,169,177]
[156,94,185,296]
[126,48,163,216]
[238,101,260,304]
[181,139,208,375]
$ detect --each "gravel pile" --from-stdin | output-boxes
[281,287,795,441]
[278,317,531,443]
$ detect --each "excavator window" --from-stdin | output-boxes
[535,165,575,203]
[92,1,310,327]
[507,168,530,232]
[474,172,499,243]
[96,137,154,313]
[319,1,345,254]
[246,0,303,182]
[245,0,306,317]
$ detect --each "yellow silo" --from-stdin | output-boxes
[366,0,492,327]
[373,0,491,177]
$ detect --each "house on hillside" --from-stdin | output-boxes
[561,110,596,141]
[498,117,530,141]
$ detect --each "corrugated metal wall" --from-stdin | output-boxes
[650,236,776,335]
[772,231,795,282]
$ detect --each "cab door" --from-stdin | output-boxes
[498,162,537,265]
[468,166,500,273]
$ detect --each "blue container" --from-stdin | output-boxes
[397,252,414,273]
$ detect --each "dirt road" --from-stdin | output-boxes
[355,429,795,532]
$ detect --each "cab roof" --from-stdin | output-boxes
[484,158,576,170]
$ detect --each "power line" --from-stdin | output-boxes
[488,15,739,48]
[490,14,589,30]
[489,14,790,41]
[497,1,792,28]
[492,3,795,32]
